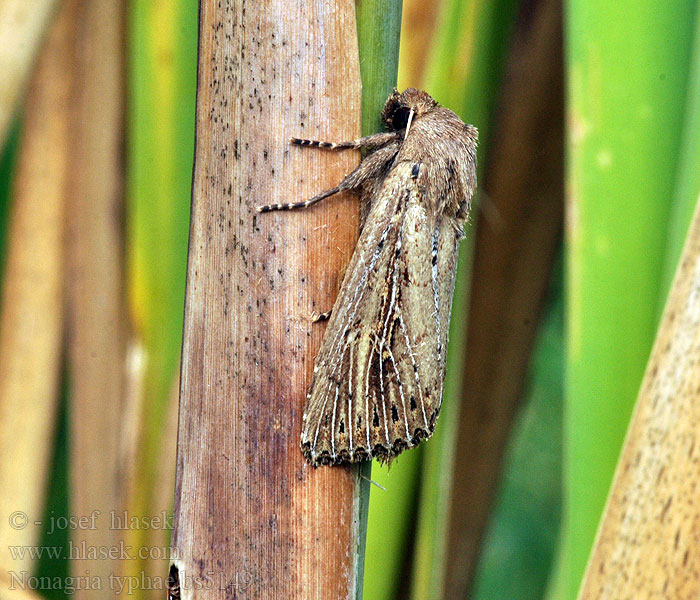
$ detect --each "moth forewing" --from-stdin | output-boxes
[395,191,444,434]
[300,166,410,465]
[435,215,464,374]
[301,163,454,466]
[262,88,477,467]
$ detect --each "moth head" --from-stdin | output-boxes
[381,88,438,131]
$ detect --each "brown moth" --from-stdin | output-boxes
[258,88,477,466]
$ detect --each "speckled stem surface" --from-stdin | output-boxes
[170,1,365,598]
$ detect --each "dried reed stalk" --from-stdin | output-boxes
[0,0,72,587]
[445,0,564,595]
[66,0,127,597]
[170,1,367,598]
[0,0,59,146]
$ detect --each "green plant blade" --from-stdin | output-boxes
[0,121,20,278]
[125,0,198,580]
[549,1,698,597]
[660,7,700,300]
[357,0,403,134]
[364,452,421,600]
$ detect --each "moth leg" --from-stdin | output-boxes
[310,309,332,322]
[256,182,346,213]
[291,132,400,152]
[257,140,401,213]
[257,141,399,213]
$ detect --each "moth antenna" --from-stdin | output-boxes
[404,108,415,139]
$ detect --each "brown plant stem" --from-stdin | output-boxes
[0,0,59,147]
[445,0,565,595]
[66,0,127,596]
[170,1,366,598]
[0,0,71,586]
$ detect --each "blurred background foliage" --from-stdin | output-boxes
[0,0,698,598]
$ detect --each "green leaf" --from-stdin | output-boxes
[125,0,198,564]
[660,8,700,299]
[549,1,698,597]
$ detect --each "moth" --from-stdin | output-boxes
[258,88,477,466]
